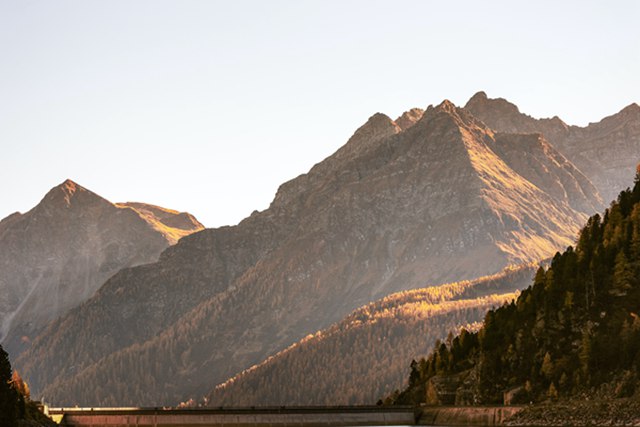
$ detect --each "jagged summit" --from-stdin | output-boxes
[465,91,520,113]
[464,92,640,203]
[465,91,518,114]
[54,179,84,196]
[464,91,570,137]
[468,90,488,102]
[434,99,457,112]
[426,99,459,116]
[395,108,424,131]
[354,112,399,138]
[38,178,108,210]
[333,112,400,162]
[422,98,486,129]
[592,102,640,129]
[619,102,640,115]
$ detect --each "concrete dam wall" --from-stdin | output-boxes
[50,406,419,427]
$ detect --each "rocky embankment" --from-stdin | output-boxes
[506,399,640,426]
[420,406,523,426]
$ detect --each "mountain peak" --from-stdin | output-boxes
[421,99,483,132]
[423,99,457,118]
[58,179,79,201]
[620,102,640,115]
[436,99,457,113]
[39,179,103,209]
[468,90,488,103]
[463,91,572,145]
[364,112,397,130]
[333,112,399,161]
[464,92,522,117]
[395,108,424,131]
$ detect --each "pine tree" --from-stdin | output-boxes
[547,382,558,401]
[613,251,634,296]
[540,352,554,380]
[0,344,18,427]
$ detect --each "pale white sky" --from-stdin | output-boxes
[1,0,639,227]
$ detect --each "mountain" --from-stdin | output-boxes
[465,91,640,204]
[390,172,640,410]
[0,180,203,356]
[207,264,536,406]
[17,97,602,406]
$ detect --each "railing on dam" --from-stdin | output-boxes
[48,405,420,427]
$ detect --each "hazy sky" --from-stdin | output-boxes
[2,1,639,227]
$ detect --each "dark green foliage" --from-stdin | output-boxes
[391,172,640,405]
[1,344,19,427]
[0,345,54,426]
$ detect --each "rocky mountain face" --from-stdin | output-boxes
[17,98,605,406]
[207,264,536,406]
[0,180,203,356]
[465,91,640,204]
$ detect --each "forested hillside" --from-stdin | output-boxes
[208,264,535,405]
[390,170,640,405]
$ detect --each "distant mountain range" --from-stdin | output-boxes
[0,180,203,355]
[7,92,640,407]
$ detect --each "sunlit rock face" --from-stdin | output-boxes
[0,180,203,355]
[18,97,606,407]
[465,91,640,204]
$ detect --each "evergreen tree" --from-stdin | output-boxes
[0,344,18,427]
[613,251,634,296]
